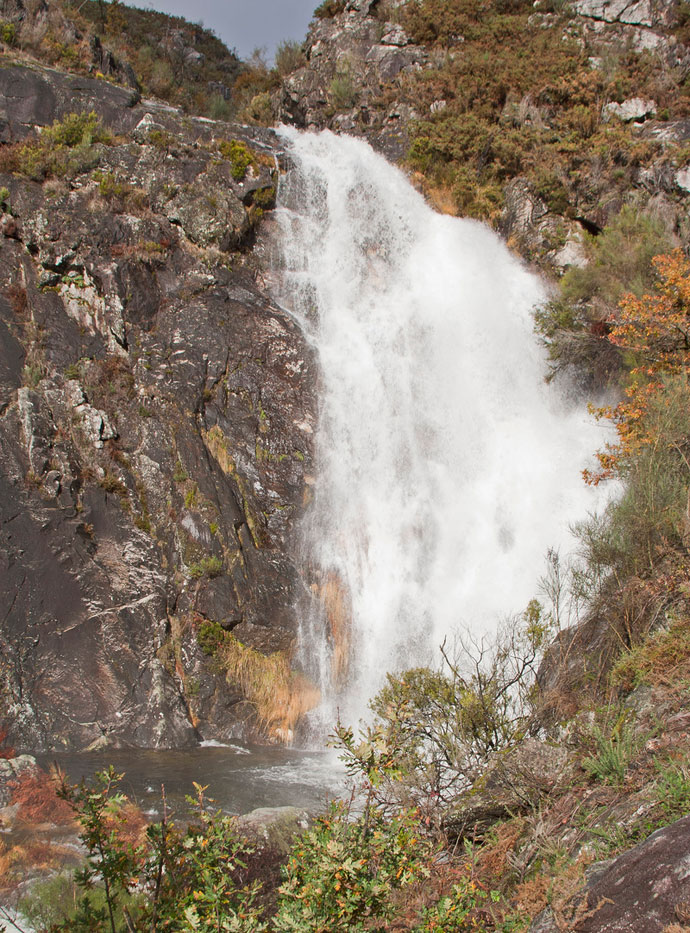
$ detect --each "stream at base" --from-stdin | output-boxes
[36,745,346,817]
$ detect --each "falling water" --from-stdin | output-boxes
[271,128,606,732]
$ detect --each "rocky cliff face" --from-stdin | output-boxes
[279,0,427,161]
[0,62,317,751]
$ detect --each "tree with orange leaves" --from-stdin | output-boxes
[585,249,690,485]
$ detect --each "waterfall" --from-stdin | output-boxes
[271,127,606,733]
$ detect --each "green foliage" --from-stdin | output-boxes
[335,605,551,821]
[207,94,233,120]
[274,39,305,76]
[219,139,254,181]
[54,770,266,933]
[654,760,690,822]
[610,611,690,692]
[560,206,671,309]
[534,207,672,388]
[273,801,430,932]
[575,375,690,578]
[329,69,359,111]
[197,619,227,656]
[5,111,111,182]
[416,874,523,932]
[173,460,188,483]
[581,718,640,786]
[243,90,274,125]
[22,361,44,387]
[95,170,129,202]
[0,20,16,45]
[189,554,223,579]
[45,111,110,149]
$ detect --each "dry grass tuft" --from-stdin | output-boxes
[218,636,320,742]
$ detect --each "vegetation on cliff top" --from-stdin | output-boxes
[0,0,280,121]
[399,0,686,226]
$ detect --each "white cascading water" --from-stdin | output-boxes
[271,128,606,733]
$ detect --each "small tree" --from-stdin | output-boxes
[333,605,552,827]
[585,249,690,484]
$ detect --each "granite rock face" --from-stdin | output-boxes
[0,62,316,751]
[278,0,427,160]
[531,814,690,932]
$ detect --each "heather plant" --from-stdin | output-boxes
[1,111,111,182]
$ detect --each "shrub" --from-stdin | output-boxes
[4,111,111,182]
[0,21,16,45]
[610,607,690,691]
[534,207,672,389]
[218,139,253,181]
[335,604,551,822]
[188,554,223,579]
[329,70,359,111]
[313,0,346,18]
[54,769,266,933]
[274,39,305,76]
[243,90,274,125]
[273,801,431,932]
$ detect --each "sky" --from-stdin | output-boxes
[138,0,319,61]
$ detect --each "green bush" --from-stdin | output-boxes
[189,554,223,579]
[329,70,359,111]
[8,111,111,182]
[335,604,551,820]
[534,206,672,388]
[273,801,430,932]
[197,619,227,656]
[575,375,690,578]
[219,139,253,181]
[274,39,305,75]
[0,20,15,45]
[53,769,266,933]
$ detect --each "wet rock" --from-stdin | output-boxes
[235,806,310,856]
[0,58,316,751]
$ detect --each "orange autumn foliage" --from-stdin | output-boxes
[9,767,75,825]
[584,250,690,484]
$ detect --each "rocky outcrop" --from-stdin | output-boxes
[278,0,427,160]
[0,754,36,806]
[0,61,317,751]
[531,814,690,932]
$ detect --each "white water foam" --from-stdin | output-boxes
[271,127,607,732]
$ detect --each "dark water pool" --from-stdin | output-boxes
[36,743,348,818]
